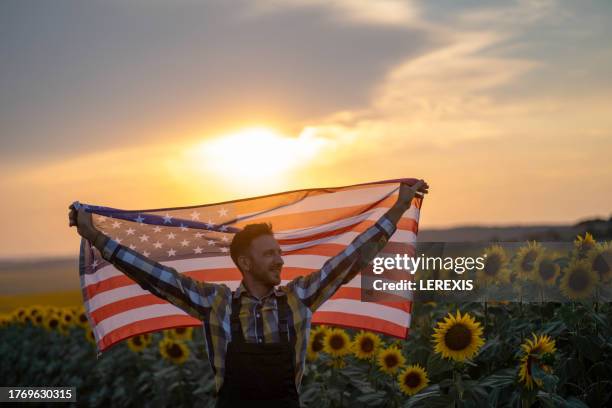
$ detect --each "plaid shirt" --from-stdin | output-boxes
[100,214,397,392]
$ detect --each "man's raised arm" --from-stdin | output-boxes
[286,180,428,312]
[69,205,224,320]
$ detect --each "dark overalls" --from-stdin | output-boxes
[216,293,301,407]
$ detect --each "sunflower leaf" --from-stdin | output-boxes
[479,368,516,388]
[536,391,567,408]
[300,383,323,405]
[542,320,567,336]
[591,312,610,330]
[477,336,501,360]
[426,353,453,376]
[572,335,602,362]
[531,363,558,392]
[461,359,478,367]
[565,397,591,408]
[355,391,386,404]
[403,384,442,407]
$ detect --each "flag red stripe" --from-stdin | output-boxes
[98,315,201,351]
[85,267,324,299]
[84,236,415,298]
[97,307,411,352]
[235,196,399,230]
[286,240,413,256]
[89,285,410,325]
[276,217,418,246]
[85,217,417,299]
[228,182,403,215]
[331,287,412,310]
[312,311,408,338]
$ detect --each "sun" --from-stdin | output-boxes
[192,127,325,187]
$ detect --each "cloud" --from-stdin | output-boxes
[288,0,573,159]
[301,30,538,159]
[242,0,420,26]
[458,0,562,27]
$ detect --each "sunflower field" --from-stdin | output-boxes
[1,234,611,407]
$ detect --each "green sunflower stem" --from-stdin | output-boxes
[594,287,599,337]
[484,300,488,336]
[452,365,464,404]
[330,364,338,406]
[178,363,186,407]
[540,286,545,329]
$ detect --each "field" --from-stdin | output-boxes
[0,290,82,314]
[1,235,611,407]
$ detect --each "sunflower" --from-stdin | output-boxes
[0,314,11,327]
[28,306,45,327]
[46,306,60,315]
[398,364,429,396]
[533,253,560,286]
[166,327,193,341]
[323,328,351,357]
[436,267,455,281]
[587,242,612,283]
[127,333,152,353]
[377,346,405,374]
[12,307,28,323]
[514,241,544,278]
[560,260,599,300]
[478,245,509,283]
[329,358,346,369]
[58,308,76,327]
[84,327,96,345]
[307,325,329,361]
[159,338,189,365]
[32,313,45,327]
[573,232,597,260]
[43,313,62,332]
[75,307,90,328]
[432,310,484,362]
[518,333,556,390]
[58,323,70,336]
[28,305,43,318]
[352,331,381,360]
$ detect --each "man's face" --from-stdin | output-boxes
[245,234,284,287]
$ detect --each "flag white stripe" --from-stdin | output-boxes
[83,228,416,288]
[84,254,327,288]
[274,207,419,238]
[237,184,398,220]
[95,303,191,339]
[280,229,416,252]
[87,277,368,314]
[94,297,409,339]
[316,299,412,327]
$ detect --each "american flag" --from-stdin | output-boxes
[76,179,423,352]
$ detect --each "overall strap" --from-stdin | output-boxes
[276,295,291,345]
[230,295,245,343]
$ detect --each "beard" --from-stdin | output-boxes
[250,264,282,286]
[268,267,282,285]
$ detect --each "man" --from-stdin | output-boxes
[69,179,428,407]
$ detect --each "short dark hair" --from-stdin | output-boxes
[230,223,274,271]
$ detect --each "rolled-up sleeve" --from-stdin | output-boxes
[287,215,397,312]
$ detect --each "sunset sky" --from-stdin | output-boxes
[1,0,611,259]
